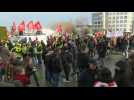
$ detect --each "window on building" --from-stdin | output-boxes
[124,24,126,27]
[120,16,123,19]
[120,24,123,27]
[113,21,115,23]
[113,17,115,19]
[116,20,119,23]
[124,20,127,23]
[120,20,123,23]
[124,16,127,19]
[120,28,123,31]
[116,17,119,19]
[117,24,119,27]
[117,12,119,15]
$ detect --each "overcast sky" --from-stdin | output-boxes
[0,12,92,30]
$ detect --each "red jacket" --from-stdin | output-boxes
[15,74,29,86]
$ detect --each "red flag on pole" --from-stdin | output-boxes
[27,20,34,31]
[18,21,25,32]
[55,24,62,33]
[34,21,42,31]
[11,21,16,33]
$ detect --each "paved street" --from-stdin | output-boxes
[0,50,133,87]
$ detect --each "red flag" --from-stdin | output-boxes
[34,21,42,31]
[18,21,25,32]
[27,20,34,31]
[33,23,36,30]
[55,24,62,33]
[11,21,16,33]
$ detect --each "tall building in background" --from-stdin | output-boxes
[92,12,134,33]
[92,12,106,32]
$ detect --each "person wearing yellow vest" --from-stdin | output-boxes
[35,41,43,68]
[4,41,8,49]
[22,43,27,59]
[11,43,23,60]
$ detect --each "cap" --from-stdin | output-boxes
[88,59,97,65]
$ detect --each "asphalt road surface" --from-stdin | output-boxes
[0,50,133,87]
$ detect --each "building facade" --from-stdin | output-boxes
[92,12,134,33]
[92,12,106,32]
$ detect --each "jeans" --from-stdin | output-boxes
[123,47,129,59]
[32,56,38,66]
[37,54,42,65]
[63,64,71,81]
[89,49,94,57]
[0,68,5,80]
[45,70,60,87]
[124,49,128,59]
[72,60,77,73]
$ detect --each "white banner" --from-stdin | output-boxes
[106,31,112,37]
[106,31,123,38]
[115,31,123,37]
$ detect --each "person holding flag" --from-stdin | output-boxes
[18,21,25,36]
[55,24,62,35]
[27,20,34,33]
[34,21,42,35]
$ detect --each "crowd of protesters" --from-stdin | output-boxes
[0,32,134,87]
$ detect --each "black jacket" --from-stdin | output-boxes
[115,60,134,87]
[78,52,89,70]
[78,68,99,87]
[61,50,73,66]
[97,42,107,58]
[45,53,62,73]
